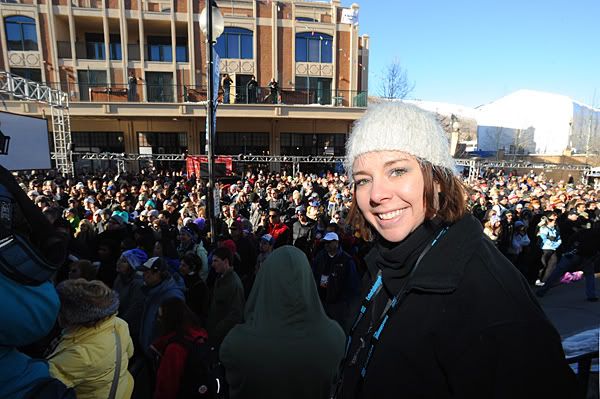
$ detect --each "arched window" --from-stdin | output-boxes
[295,32,332,63]
[4,15,38,51]
[215,27,253,59]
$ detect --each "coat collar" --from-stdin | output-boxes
[366,214,481,294]
[407,214,482,293]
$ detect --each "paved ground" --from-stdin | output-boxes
[537,275,600,339]
[538,275,599,399]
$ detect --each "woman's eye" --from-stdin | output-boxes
[389,168,407,177]
[354,178,370,187]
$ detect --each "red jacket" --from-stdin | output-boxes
[268,223,290,245]
[151,326,208,399]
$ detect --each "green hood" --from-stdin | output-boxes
[243,245,329,336]
[220,246,345,399]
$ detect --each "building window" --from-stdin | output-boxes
[147,36,172,62]
[109,34,121,60]
[77,70,107,101]
[72,131,124,173]
[176,37,188,62]
[85,33,105,60]
[137,132,187,171]
[10,67,42,82]
[137,132,187,153]
[215,27,253,59]
[4,15,38,51]
[215,132,269,155]
[295,77,332,105]
[295,32,332,63]
[281,133,345,156]
[72,131,125,152]
[146,37,187,62]
[295,17,317,22]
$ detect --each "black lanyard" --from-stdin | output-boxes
[331,226,449,398]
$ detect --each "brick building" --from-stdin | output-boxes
[0,0,368,172]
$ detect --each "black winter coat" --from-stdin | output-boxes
[339,214,577,398]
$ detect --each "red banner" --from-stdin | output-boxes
[186,155,233,178]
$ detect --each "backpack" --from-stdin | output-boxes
[24,377,76,399]
[168,334,224,399]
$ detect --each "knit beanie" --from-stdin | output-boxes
[344,101,455,179]
[56,279,119,327]
[220,239,237,255]
[112,210,129,224]
[193,217,206,231]
[121,248,149,270]
[180,226,198,242]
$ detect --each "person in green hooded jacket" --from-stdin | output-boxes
[220,245,345,399]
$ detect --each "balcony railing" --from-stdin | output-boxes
[41,82,368,107]
[71,0,104,8]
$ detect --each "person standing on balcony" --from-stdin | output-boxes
[128,71,138,102]
[247,75,258,104]
[269,78,279,104]
[222,74,233,104]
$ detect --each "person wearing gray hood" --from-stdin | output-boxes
[220,246,345,399]
[113,248,148,346]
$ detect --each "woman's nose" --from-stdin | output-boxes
[369,177,393,206]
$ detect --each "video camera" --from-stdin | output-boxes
[0,165,65,286]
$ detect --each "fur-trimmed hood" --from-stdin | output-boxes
[56,279,119,327]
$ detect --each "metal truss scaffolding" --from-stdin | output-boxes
[57,152,592,178]
[0,71,74,175]
[60,152,344,174]
[455,159,591,182]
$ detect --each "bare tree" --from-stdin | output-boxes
[378,59,415,99]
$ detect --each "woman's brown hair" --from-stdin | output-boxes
[347,159,467,241]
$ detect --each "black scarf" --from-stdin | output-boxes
[372,218,444,296]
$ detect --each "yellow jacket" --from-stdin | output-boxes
[48,316,134,399]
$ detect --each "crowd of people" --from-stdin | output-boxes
[3,104,598,398]
[7,159,596,398]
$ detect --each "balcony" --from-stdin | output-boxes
[42,81,367,107]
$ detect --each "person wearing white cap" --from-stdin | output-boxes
[333,102,576,398]
[312,232,360,331]
[255,234,275,273]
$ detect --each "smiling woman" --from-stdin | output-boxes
[349,152,466,243]
[335,102,577,399]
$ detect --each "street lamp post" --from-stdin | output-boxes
[200,1,224,244]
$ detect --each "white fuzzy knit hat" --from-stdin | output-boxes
[345,101,455,179]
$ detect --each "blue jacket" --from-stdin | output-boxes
[0,272,60,399]
[538,225,562,251]
[139,276,184,358]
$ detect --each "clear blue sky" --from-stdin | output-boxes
[356,0,600,108]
